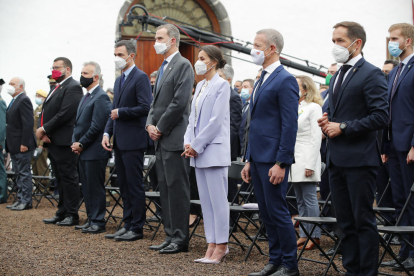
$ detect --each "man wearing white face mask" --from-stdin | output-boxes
[146,24,194,254]
[317,22,388,276]
[5,77,36,211]
[0,79,7,204]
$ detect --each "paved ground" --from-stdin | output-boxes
[0,197,406,275]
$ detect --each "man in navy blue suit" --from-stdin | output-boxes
[318,22,388,276]
[102,40,152,241]
[71,61,112,234]
[381,23,414,271]
[242,28,299,276]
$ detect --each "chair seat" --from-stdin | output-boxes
[229,205,258,212]
[318,200,331,205]
[286,196,296,200]
[32,175,53,180]
[6,170,15,175]
[190,200,240,207]
[294,217,337,224]
[373,206,396,213]
[378,226,414,234]
[145,191,160,198]
[105,187,120,191]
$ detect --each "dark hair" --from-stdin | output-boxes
[384,59,399,68]
[114,40,137,56]
[193,79,198,90]
[199,45,226,70]
[333,21,366,49]
[54,57,73,72]
[242,79,254,88]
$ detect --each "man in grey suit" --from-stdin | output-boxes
[146,24,195,254]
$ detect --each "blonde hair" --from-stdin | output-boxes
[295,75,323,106]
[389,23,414,46]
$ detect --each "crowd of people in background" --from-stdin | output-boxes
[1,20,414,276]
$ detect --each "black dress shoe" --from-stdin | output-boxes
[105,227,128,239]
[11,203,32,211]
[147,215,162,222]
[319,246,341,256]
[56,216,79,226]
[149,241,171,251]
[159,243,189,254]
[75,221,91,230]
[248,263,279,276]
[6,202,20,209]
[43,216,64,224]
[270,265,299,276]
[381,255,407,267]
[392,257,414,271]
[114,230,143,241]
[82,225,106,234]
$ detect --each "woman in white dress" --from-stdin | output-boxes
[289,75,323,250]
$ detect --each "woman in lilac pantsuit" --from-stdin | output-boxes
[183,45,231,264]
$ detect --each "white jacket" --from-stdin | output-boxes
[289,101,322,182]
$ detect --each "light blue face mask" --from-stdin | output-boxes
[388,39,408,57]
[240,88,251,100]
[35,97,43,105]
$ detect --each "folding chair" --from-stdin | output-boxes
[374,179,397,226]
[377,182,414,276]
[104,153,123,227]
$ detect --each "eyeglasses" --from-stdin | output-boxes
[50,66,64,71]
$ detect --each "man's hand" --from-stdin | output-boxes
[323,122,342,138]
[407,148,414,164]
[147,125,162,141]
[305,169,314,178]
[268,164,285,185]
[20,145,28,153]
[41,136,51,143]
[71,142,83,155]
[38,145,43,150]
[317,113,329,129]
[241,162,251,183]
[381,154,388,164]
[36,127,45,139]
[102,135,112,152]
[110,109,119,120]
[181,145,197,158]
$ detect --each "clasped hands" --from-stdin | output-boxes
[71,142,83,155]
[35,127,51,143]
[317,112,342,138]
[181,144,197,158]
[147,125,162,141]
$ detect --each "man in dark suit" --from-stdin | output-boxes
[146,24,194,254]
[5,77,36,211]
[71,61,112,234]
[318,22,388,276]
[37,57,83,226]
[381,23,414,271]
[239,78,255,158]
[242,29,300,276]
[102,40,152,241]
[0,79,7,204]
[319,88,331,217]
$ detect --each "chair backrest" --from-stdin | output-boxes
[143,155,156,171]
[395,182,414,226]
[228,161,245,180]
[106,151,115,167]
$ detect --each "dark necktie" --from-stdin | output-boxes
[242,101,249,113]
[157,60,169,90]
[253,70,267,104]
[332,65,352,106]
[389,62,404,123]
[120,73,126,88]
[7,98,15,111]
[80,92,90,108]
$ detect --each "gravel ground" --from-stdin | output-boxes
[0,197,406,276]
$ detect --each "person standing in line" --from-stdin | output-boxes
[0,79,7,204]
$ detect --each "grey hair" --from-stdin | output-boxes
[157,24,180,47]
[13,77,25,90]
[150,71,158,78]
[99,74,104,87]
[83,61,101,77]
[256,28,284,54]
[219,64,234,81]
[114,39,137,56]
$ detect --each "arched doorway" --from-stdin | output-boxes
[116,0,231,80]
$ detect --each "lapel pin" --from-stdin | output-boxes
[353,68,356,72]
[169,68,172,70]
[409,65,411,68]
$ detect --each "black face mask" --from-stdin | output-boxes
[80,75,94,88]
[151,84,155,91]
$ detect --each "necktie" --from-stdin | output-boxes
[332,65,352,106]
[80,92,90,108]
[157,60,169,89]
[7,98,15,111]
[120,73,126,88]
[253,70,267,104]
[242,101,249,113]
[389,62,404,123]
[41,84,60,127]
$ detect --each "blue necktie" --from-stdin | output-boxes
[253,70,267,104]
[157,60,169,89]
[120,73,126,88]
[7,98,15,111]
[80,92,90,108]
[389,62,404,123]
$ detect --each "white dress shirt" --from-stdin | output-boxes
[163,51,179,71]
[195,80,209,124]
[252,60,281,102]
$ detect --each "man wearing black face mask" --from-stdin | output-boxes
[71,61,111,233]
[37,57,83,227]
[150,71,157,93]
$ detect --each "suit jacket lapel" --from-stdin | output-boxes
[251,65,283,112]
[393,56,414,99]
[117,66,137,105]
[194,73,220,125]
[154,53,181,101]
[76,92,95,121]
[46,77,72,103]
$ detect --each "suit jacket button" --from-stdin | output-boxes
[333,117,336,121]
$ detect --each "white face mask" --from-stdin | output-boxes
[331,40,357,63]
[154,39,172,55]
[194,60,213,75]
[299,90,306,98]
[6,85,16,96]
[114,54,131,70]
[250,46,277,65]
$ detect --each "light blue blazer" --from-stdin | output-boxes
[184,73,231,168]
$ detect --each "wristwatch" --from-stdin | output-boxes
[79,143,83,149]
[275,161,286,169]
[339,122,348,132]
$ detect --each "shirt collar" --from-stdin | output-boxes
[123,64,135,78]
[263,60,281,75]
[59,76,72,85]
[401,53,414,65]
[345,53,362,67]
[87,84,100,95]
[165,51,179,64]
